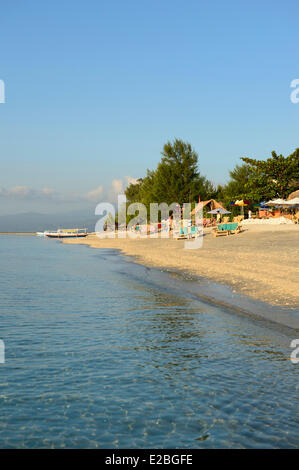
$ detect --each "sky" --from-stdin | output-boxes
[0,0,299,215]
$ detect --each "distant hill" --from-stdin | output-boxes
[0,211,99,233]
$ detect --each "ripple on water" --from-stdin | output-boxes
[0,236,298,448]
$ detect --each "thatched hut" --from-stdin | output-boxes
[287,189,299,221]
[288,189,299,200]
[191,199,226,215]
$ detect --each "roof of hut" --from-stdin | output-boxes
[191,199,226,214]
[288,189,299,200]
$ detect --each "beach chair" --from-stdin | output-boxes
[232,216,244,224]
[213,222,243,237]
[174,227,188,240]
[213,224,229,237]
[227,222,242,234]
[190,226,198,238]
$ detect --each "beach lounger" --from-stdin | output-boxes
[213,222,243,237]
[213,224,229,237]
[190,226,198,238]
[174,227,188,240]
[228,222,242,234]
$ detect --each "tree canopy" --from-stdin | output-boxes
[124,141,299,220]
[219,163,252,206]
[241,149,299,200]
[125,139,215,210]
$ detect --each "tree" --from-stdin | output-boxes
[241,149,299,200]
[125,139,215,209]
[220,163,252,204]
[124,178,143,203]
[151,139,202,205]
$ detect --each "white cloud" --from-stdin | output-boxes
[41,187,55,196]
[111,179,123,194]
[84,185,104,202]
[0,186,61,201]
[0,176,141,207]
[125,176,139,186]
[8,186,31,197]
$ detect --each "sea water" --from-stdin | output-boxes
[0,235,298,448]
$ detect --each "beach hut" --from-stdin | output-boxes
[191,199,226,214]
[288,190,299,200]
[287,190,299,214]
[191,199,227,227]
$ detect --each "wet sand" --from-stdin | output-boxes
[63,224,299,309]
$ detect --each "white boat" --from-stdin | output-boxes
[36,230,57,237]
[44,228,88,238]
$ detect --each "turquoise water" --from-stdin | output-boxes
[0,235,298,448]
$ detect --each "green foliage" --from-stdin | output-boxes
[217,150,299,207]
[241,149,299,200]
[125,139,215,213]
[221,164,252,205]
[124,140,299,221]
[153,140,202,205]
[124,178,143,203]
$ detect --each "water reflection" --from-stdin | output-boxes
[0,237,298,448]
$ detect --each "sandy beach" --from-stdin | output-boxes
[63,224,299,309]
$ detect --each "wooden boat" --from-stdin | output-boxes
[45,228,88,238]
[36,231,57,237]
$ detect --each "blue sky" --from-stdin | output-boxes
[0,0,299,214]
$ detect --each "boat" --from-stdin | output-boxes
[44,228,88,238]
[36,230,57,237]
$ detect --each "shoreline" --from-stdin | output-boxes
[0,232,35,235]
[61,225,299,326]
[117,250,299,333]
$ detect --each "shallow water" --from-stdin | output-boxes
[0,236,298,448]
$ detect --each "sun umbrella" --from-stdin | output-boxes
[234,199,251,215]
[253,201,270,209]
[285,197,299,206]
[260,201,270,208]
[234,200,251,206]
[266,199,288,206]
[208,208,231,214]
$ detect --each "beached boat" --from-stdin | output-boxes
[36,230,59,237]
[44,228,88,238]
